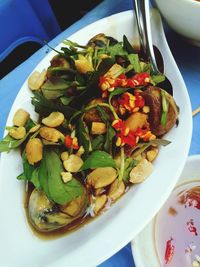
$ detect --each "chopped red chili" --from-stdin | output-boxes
[165,237,175,264]
[65,135,79,150]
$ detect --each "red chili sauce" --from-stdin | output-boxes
[155,182,200,267]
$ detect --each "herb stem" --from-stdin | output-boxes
[118,146,125,181]
[85,103,119,120]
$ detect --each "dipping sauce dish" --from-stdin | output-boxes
[132,155,200,267]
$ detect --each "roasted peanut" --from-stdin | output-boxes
[28,69,47,90]
[130,158,153,183]
[61,172,72,183]
[9,127,26,139]
[93,194,107,215]
[26,138,43,165]
[94,188,106,196]
[87,167,117,189]
[13,109,30,127]
[108,180,125,201]
[39,126,64,142]
[91,122,106,135]
[61,151,69,161]
[29,124,41,133]
[63,155,83,173]
[146,148,159,162]
[42,112,64,127]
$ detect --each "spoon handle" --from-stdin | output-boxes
[134,0,158,73]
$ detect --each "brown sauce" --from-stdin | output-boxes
[24,183,92,240]
[24,181,126,240]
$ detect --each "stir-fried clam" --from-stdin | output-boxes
[29,189,87,232]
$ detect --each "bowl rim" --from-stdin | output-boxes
[155,0,200,5]
[131,154,200,267]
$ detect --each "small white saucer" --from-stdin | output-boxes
[131,155,200,267]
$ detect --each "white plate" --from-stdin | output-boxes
[132,155,200,267]
[0,9,192,267]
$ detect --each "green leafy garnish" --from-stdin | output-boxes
[127,54,141,73]
[151,74,165,85]
[41,77,73,100]
[76,117,91,157]
[39,149,83,205]
[161,90,169,125]
[17,152,41,190]
[0,133,29,152]
[80,150,116,170]
[123,35,136,54]
[123,157,138,182]
[31,91,77,118]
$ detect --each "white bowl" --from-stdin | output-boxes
[132,155,200,267]
[154,0,200,46]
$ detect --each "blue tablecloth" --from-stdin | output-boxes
[0,0,200,266]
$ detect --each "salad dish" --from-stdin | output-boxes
[0,32,178,234]
[0,10,192,267]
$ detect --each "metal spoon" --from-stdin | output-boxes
[134,0,173,95]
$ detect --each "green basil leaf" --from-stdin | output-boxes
[60,96,74,105]
[140,61,151,73]
[0,133,29,152]
[75,73,86,86]
[91,135,105,150]
[96,105,110,122]
[18,153,41,190]
[128,54,141,73]
[108,43,128,57]
[96,105,115,153]
[25,118,36,131]
[80,150,116,170]
[77,117,91,157]
[41,77,72,100]
[31,91,77,118]
[123,158,138,182]
[104,125,115,153]
[17,173,27,180]
[123,35,137,54]
[31,168,41,190]
[39,149,83,205]
[39,153,50,198]
[22,152,35,180]
[47,67,74,78]
[151,74,165,85]
[73,58,114,109]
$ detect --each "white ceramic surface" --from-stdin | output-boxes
[0,9,192,267]
[132,155,200,267]
[154,0,200,46]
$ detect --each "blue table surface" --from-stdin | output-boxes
[0,0,200,266]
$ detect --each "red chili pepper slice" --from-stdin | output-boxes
[165,238,175,264]
[187,219,198,236]
[65,135,79,150]
[65,135,73,148]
